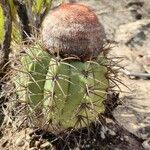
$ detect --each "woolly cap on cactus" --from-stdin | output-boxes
[41,3,106,61]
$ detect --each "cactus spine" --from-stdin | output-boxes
[15,45,109,131]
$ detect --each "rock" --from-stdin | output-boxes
[40,141,52,149]
[115,19,150,54]
[110,45,146,73]
[35,141,41,148]
[143,0,150,18]
[102,11,150,73]
[15,138,25,147]
[126,1,144,20]
[142,139,150,150]
[113,76,150,140]
[142,54,150,73]
[114,106,150,140]
[29,147,38,150]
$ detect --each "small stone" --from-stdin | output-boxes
[100,131,105,139]
[40,141,51,149]
[35,141,41,148]
[101,126,108,133]
[16,138,25,147]
[28,128,36,137]
[29,147,38,150]
[142,139,150,150]
[124,135,129,141]
[26,134,31,140]
[108,129,116,136]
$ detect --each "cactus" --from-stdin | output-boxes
[13,3,110,132]
[14,44,109,132]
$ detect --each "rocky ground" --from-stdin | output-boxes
[0,0,150,149]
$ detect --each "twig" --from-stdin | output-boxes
[114,67,150,78]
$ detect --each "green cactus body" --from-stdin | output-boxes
[15,46,50,110]
[59,60,108,128]
[16,47,109,130]
[45,61,87,128]
[44,58,70,124]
